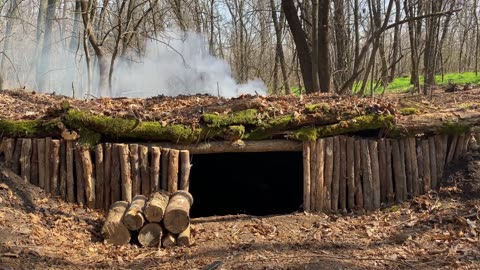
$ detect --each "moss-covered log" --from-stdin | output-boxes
[0,119,62,137]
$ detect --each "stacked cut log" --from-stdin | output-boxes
[102,190,194,248]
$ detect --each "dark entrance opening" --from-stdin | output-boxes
[189,151,303,217]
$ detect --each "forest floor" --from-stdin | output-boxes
[0,151,480,269]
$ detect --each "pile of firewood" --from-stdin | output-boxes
[101,190,194,248]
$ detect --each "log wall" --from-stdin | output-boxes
[303,133,476,213]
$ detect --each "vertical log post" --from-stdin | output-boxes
[12,138,22,174]
[50,140,60,195]
[31,139,39,186]
[44,137,51,192]
[66,141,75,203]
[453,134,466,161]
[161,148,170,191]
[391,140,404,202]
[179,150,191,191]
[332,136,340,212]
[119,144,132,202]
[361,140,374,211]
[323,137,333,212]
[385,139,394,203]
[309,141,317,211]
[428,137,438,189]
[302,142,311,212]
[434,135,445,182]
[79,146,95,208]
[416,139,424,194]
[346,137,355,211]
[399,139,408,200]
[95,144,104,209]
[378,139,387,203]
[19,139,32,183]
[408,138,419,196]
[421,139,431,192]
[3,138,15,169]
[403,139,413,197]
[354,139,363,210]
[316,139,325,211]
[111,144,121,204]
[151,147,161,193]
[339,136,347,212]
[129,144,141,196]
[37,138,46,189]
[103,143,112,210]
[446,135,458,164]
[168,149,179,193]
[139,145,150,196]
[59,140,67,199]
[369,140,381,209]
[74,145,85,205]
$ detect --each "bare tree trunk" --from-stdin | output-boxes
[37,0,58,91]
[0,0,19,90]
[424,1,442,95]
[311,0,320,92]
[389,0,401,82]
[271,0,290,94]
[333,0,348,91]
[318,0,331,92]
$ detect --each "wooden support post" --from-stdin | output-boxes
[179,150,191,191]
[66,141,75,203]
[453,134,466,161]
[161,148,170,191]
[385,139,394,203]
[111,144,121,204]
[177,225,191,247]
[59,140,67,199]
[31,139,38,186]
[163,191,193,234]
[103,143,112,210]
[408,138,419,196]
[421,140,431,192]
[378,139,387,203]
[361,140,374,210]
[303,142,311,212]
[434,135,444,182]
[12,138,22,174]
[19,139,32,183]
[446,135,458,164]
[462,132,471,156]
[403,139,413,198]
[353,139,363,210]
[309,141,317,211]
[399,139,408,200]
[44,137,51,192]
[101,201,130,246]
[79,146,95,208]
[150,147,161,193]
[95,144,104,209]
[168,149,179,193]
[145,191,169,222]
[74,145,85,205]
[162,231,176,248]
[50,140,60,195]
[316,139,325,211]
[391,140,405,202]
[3,138,15,169]
[369,140,381,209]
[346,137,355,210]
[118,144,132,202]
[332,136,340,212]
[123,195,148,231]
[139,145,150,196]
[339,136,347,212]
[428,137,438,189]
[416,139,424,194]
[129,144,141,196]
[323,138,333,212]
[138,223,162,247]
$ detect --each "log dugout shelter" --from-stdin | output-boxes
[0,89,480,215]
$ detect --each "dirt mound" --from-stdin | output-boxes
[1,153,480,269]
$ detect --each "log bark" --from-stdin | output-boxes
[66,141,75,203]
[399,139,407,200]
[316,139,325,211]
[332,136,340,212]
[123,195,148,231]
[59,140,67,199]
[361,140,374,210]
[354,139,363,210]
[397,110,480,135]
[446,135,458,164]
[31,139,38,186]
[74,145,85,205]
[339,136,347,212]
[168,149,179,193]
[139,145,150,196]
[434,135,444,182]
[101,201,131,246]
[79,146,95,208]
[453,134,466,161]
[111,144,121,204]
[129,144,141,196]
[2,138,15,169]
[309,141,317,211]
[428,137,438,189]
[408,138,419,196]
[177,224,191,246]
[391,140,404,202]
[403,139,413,197]
[421,139,431,192]
[103,143,112,210]
[162,230,176,248]
[118,144,132,202]
[161,148,170,190]
[369,140,381,209]
[12,138,22,174]
[19,139,32,183]
[163,191,193,234]
[385,139,394,203]
[144,191,170,222]
[179,150,191,191]
[378,139,387,203]
[416,139,424,194]
[323,137,333,211]
[50,140,60,195]
[95,144,104,209]
[150,146,161,193]
[44,137,51,192]
[138,223,162,247]
[302,142,311,211]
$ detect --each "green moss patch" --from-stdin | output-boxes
[439,121,470,135]
[202,109,259,127]
[0,119,61,137]
[244,115,296,140]
[305,103,331,114]
[399,107,420,116]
